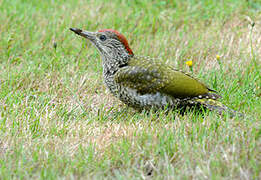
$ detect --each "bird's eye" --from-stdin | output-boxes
[99,35,107,41]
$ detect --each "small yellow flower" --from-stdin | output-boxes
[216,55,221,60]
[185,60,193,67]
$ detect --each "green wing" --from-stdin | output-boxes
[115,66,165,94]
[115,57,215,98]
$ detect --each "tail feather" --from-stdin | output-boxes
[193,98,243,117]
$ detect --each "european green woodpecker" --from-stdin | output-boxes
[70,28,240,116]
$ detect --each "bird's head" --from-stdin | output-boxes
[70,28,134,62]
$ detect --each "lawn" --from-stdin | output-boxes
[0,0,260,179]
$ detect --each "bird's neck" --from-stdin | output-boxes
[101,53,132,96]
[101,52,133,77]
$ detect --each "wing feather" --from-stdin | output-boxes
[115,57,220,99]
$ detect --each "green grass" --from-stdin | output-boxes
[0,0,260,179]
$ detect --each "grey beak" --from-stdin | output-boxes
[70,28,95,40]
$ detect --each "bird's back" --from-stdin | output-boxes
[113,55,220,109]
[127,56,216,98]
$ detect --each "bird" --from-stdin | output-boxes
[70,28,241,116]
